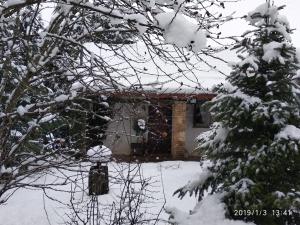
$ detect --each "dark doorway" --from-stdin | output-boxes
[147,102,172,155]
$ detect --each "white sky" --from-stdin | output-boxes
[41,0,300,89]
[222,0,300,46]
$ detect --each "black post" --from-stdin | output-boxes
[88,162,109,195]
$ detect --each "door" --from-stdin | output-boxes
[147,102,172,155]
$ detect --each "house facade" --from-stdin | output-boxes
[103,90,216,159]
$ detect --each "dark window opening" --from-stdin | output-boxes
[193,102,211,128]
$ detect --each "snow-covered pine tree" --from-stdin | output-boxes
[174,2,300,225]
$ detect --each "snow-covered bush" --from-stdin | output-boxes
[173,2,300,225]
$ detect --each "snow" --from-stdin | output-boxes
[213,89,261,112]
[10,130,22,137]
[239,56,259,70]
[71,81,85,91]
[275,125,300,140]
[137,119,146,130]
[124,14,148,34]
[247,3,279,26]
[173,0,185,10]
[0,161,255,225]
[178,169,213,197]
[274,191,285,198]
[246,3,291,41]
[4,0,25,7]
[277,14,290,29]
[229,89,261,105]
[86,145,112,163]
[39,113,56,123]
[294,70,300,79]
[16,105,27,116]
[149,0,156,9]
[166,194,255,225]
[198,122,229,149]
[70,76,112,93]
[214,124,230,143]
[230,178,255,194]
[102,115,111,121]
[54,94,69,102]
[262,41,285,64]
[269,21,292,42]
[297,48,300,61]
[83,41,234,90]
[81,2,123,19]
[0,165,16,175]
[138,84,213,94]
[155,12,207,53]
[100,101,109,108]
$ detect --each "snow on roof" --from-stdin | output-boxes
[106,89,216,101]
[81,42,235,92]
[72,43,300,99]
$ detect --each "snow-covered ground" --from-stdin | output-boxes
[0,161,252,225]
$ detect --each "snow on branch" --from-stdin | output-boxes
[247,3,280,25]
[246,2,291,41]
[275,125,300,141]
[173,168,213,199]
[229,178,255,195]
[210,89,262,114]
[155,11,207,53]
[197,122,230,150]
[262,41,289,64]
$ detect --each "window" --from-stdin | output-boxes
[193,102,211,128]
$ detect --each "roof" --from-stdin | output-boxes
[107,89,216,101]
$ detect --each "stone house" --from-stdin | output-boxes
[103,90,216,159]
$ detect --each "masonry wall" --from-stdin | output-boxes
[171,101,187,158]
